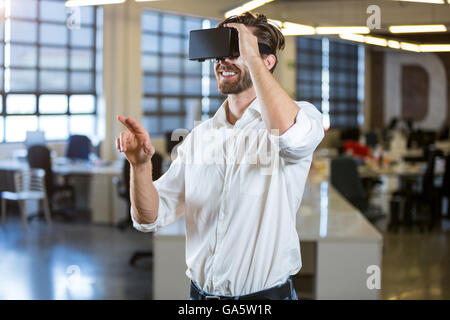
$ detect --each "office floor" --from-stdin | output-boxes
[379,218,450,300]
[0,214,153,300]
[0,211,449,299]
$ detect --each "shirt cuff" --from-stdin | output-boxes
[130,207,159,233]
[276,107,313,150]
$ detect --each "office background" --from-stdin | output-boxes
[0,0,450,300]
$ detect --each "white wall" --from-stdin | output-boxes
[101,2,143,161]
[383,51,448,130]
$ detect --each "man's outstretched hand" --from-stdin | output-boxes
[117,115,155,166]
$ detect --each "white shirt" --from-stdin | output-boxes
[131,98,324,296]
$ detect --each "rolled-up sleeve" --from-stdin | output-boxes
[271,101,324,162]
[130,135,189,233]
[131,206,160,232]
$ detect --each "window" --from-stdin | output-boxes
[296,37,323,112]
[328,40,364,129]
[141,10,224,136]
[296,36,364,130]
[0,0,102,143]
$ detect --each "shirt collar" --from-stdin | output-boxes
[213,97,261,128]
[247,98,261,115]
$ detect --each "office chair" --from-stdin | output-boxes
[330,155,385,224]
[1,169,51,230]
[115,152,163,268]
[436,154,450,220]
[66,135,91,160]
[27,145,75,220]
[340,128,361,142]
[389,150,443,232]
[407,129,436,150]
[365,131,379,149]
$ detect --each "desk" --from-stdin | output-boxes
[358,162,426,179]
[152,172,383,300]
[0,158,127,225]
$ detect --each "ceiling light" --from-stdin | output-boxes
[389,24,447,33]
[339,33,450,53]
[316,26,370,35]
[339,34,365,43]
[225,0,275,18]
[420,44,450,52]
[65,0,125,6]
[387,40,401,49]
[394,0,445,4]
[364,36,388,46]
[400,42,421,52]
[281,22,315,35]
[268,19,283,29]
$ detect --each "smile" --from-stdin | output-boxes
[219,71,238,79]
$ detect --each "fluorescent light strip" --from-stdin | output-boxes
[316,26,370,35]
[340,34,387,47]
[395,0,445,4]
[339,33,365,43]
[281,22,315,35]
[268,19,283,29]
[65,0,125,7]
[420,44,450,52]
[339,33,450,53]
[400,42,421,52]
[364,36,387,46]
[388,40,401,49]
[389,24,447,33]
[225,0,275,18]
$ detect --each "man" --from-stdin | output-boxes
[117,12,324,300]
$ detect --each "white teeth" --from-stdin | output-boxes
[222,71,236,76]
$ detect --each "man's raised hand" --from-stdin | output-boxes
[116,115,155,166]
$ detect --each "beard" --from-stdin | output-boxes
[215,66,253,94]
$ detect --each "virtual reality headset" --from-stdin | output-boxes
[188,27,275,62]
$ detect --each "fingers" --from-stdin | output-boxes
[116,137,121,153]
[117,115,146,134]
[224,22,239,29]
[119,131,129,153]
[143,140,155,157]
[224,22,247,34]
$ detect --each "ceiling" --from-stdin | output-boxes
[136,0,450,31]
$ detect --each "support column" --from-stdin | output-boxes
[274,36,297,99]
[101,2,142,161]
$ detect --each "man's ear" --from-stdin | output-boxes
[263,54,277,72]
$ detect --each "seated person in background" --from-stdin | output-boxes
[342,140,372,160]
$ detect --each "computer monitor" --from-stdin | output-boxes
[25,131,46,148]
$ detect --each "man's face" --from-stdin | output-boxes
[214,57,253,95]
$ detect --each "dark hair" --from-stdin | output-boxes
[217,12,285,73]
